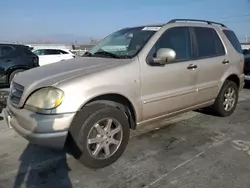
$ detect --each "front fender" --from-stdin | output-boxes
[55,84,143,122]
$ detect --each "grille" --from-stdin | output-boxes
[10,82,24,104]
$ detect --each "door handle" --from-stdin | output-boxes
[187,64,197,70]
[222,59,229,64]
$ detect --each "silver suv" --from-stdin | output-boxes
[3,19,245,169]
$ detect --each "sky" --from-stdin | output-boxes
[1,0,250,43]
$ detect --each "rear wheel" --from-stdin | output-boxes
[8,69,24,84]
[211,80,238,117]
[69,102,130,169]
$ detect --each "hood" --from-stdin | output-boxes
[13,57,130,88]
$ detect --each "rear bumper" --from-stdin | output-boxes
[3,101,76,148]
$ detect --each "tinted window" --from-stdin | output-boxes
[58,50,69,54]
[223,30,242,54]
[149,27,191,61]
[33,49,62,55]
[44,49,61,55]
[33,49,44,55]
[193,27,225,58]
[213,30,225,56]
[0,46,15,57]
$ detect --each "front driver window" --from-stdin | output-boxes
[149,26,191,62]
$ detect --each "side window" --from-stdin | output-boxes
[33,49,42,55]
[58,50,69,54]
[0,46,15,57]
[213,30,226,56]
[44,49,61,55]
[223,30,242,54]
[149,27,191,61]
[193,27,225,58]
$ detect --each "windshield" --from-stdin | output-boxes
[87,26,159,59]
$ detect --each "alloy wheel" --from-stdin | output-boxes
[87,118,123,159]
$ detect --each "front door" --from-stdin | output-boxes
[140,26,198,121]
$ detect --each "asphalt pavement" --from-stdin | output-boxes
[0,88,250,188]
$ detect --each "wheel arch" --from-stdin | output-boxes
[80,93,137,130]
[217,74,240,97]
[6,65,29,77]
[6,66,29,84]
[225,74,240,88]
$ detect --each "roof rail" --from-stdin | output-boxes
[167,19,227,27]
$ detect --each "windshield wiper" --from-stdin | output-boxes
[93,51,120,59]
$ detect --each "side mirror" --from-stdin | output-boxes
[153,48,176,65]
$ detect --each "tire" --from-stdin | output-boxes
[211,80,238,117]
[69,102,130,169]
[8,69,24,84]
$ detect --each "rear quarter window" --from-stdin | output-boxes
[223,30,242,54]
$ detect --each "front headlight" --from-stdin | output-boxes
[26,87,64,110]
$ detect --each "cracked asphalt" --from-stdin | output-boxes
[0,88,250,188]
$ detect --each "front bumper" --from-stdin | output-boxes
[3,101,76,148]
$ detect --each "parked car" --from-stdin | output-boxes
[244,54,250,83]
[0,43,39,87]
[243,49,250,55]
[3,19,244,169]
[32,48,75,66]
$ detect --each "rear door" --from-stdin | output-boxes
[34,49,61,66]
[44,49,62,64]
[58,49,74,60]
[191,26,228,104]
[33,49,47,66]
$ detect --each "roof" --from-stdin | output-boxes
[0,43,28,47]
[125,19,227,29]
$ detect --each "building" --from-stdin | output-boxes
[25,43,95,56]
[26,43,73,50]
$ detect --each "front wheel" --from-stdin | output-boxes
[211,80,239,117]
[69,102,130,169]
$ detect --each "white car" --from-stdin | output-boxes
[32,48,75,66]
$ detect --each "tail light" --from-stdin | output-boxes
[33,56,39,66]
